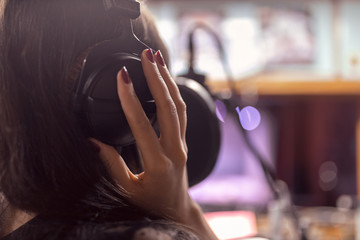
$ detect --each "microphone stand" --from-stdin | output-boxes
[180,22,308,240]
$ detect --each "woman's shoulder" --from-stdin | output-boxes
[2,216,200,240]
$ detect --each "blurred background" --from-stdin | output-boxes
[145,0,360,239]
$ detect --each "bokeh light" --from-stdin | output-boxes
[236,106,261,131]
[215,100,227,123]
[318,161,338,191]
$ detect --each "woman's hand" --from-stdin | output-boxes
[90,49,217,239]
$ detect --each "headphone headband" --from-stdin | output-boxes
[103,0,140,19]
[71,2,153,146]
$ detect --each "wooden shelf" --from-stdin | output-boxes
[207,80,360,96]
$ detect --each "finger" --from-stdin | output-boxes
[141,49,182,147]
[154,50,187,145]
[116,67,163,171]
[89,138,136,188]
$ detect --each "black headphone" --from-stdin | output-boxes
[72,0,156,147]
[72,0,221,186]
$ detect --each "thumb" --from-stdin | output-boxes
[89,138,134,188]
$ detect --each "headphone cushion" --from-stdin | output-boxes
[84,54,156,146]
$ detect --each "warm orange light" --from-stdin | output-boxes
[204,211,257,240]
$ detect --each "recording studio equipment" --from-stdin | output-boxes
[182,21,308,239]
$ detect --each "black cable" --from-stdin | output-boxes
[186,23,236,92]
[184,22,278,195]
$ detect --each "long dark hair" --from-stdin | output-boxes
[0,0,168,221]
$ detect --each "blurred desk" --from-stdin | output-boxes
[202,208,354,240]
[257,207,355,240]
[207,78,360,206]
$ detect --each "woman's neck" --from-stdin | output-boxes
[0,204,35,238]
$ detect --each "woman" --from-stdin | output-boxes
[0,0,217,239]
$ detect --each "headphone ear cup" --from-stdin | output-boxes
[85,54,156,146]
[176,77,221,186]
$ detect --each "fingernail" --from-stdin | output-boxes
[120,66,131,84]
[155,50,165,67]
[90,141,100,153]
[146,48,154,63]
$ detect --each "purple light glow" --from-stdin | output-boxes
[236,106,261,131]
[215,100,227,123]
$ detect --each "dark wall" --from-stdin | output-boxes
[262,95,358,206]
